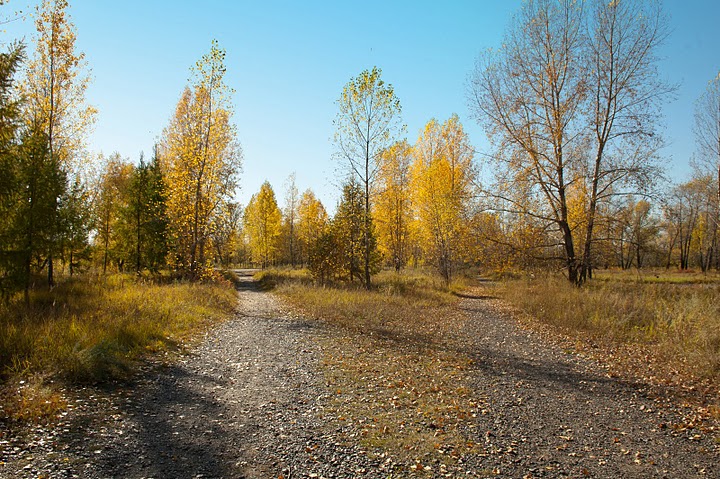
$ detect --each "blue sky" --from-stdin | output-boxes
[3,1,719,210]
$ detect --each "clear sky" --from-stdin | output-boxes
[3,0,719,211]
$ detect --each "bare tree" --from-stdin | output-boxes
[580,0,671,281]
[693,73,720,268]
[468,0,586,283]
[469,0,672,284]
[283,172,299,267]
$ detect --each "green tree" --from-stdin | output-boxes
[0,41,26,298]
[59,176,92,276]
[93,153,132,273]
[310,179,380,286]
[21,0,96,286]
[334,66,402,288]
[118,151,169,273]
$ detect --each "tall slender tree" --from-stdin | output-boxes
[21,0,95,286]
[375,140,413,271]
[282,172,299,267]
[243,181,281,268]
[297,189,328,266]
[161,40,242,278]
[334,67,402,288]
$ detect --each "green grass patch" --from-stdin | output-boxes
[0,273,238,424]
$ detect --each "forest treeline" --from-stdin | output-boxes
[1,0,719,303]
[0,1,241,303]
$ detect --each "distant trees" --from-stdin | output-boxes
[334,67,402,288]
[244,181,282,268]
[469,0,671,284]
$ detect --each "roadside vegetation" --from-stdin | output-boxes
[262,266,720,456]
[494,269,720,422]
[0,273,238,425]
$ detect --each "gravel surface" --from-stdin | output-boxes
[0,274,717,478]
[455,290,718,478]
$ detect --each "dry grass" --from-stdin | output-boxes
[593,268,720,284]
[0,273,238,424]
[497,273,720,393]
[268,268,482,473]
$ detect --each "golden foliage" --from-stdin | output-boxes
[160,41,242,277]
[244,181,282,268]
[411,115,476,282]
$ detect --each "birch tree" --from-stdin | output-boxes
[411,115,476,284]
[243,181,281,268]
[282,172,299,267]
[334,67,402,288]
[161,40,242,278]
[297,189,328,266]
[375,140,413,272]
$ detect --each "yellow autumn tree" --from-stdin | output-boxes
[296,189,328,266]
[160,40,242,278]
[244,181,282,268]
[411,115,476,284]
[375,140,413,271]
[21,0,96,286]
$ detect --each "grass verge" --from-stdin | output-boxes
[0,273,238,425]
[496,273,720,411]
[266,268,482,474]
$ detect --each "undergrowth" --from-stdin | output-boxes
[0,273,238,425]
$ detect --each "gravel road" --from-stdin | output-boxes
[0,274,717,478]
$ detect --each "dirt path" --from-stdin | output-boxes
[0,272,381,478]
[455,290,718,477]
[1,276,717,478]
